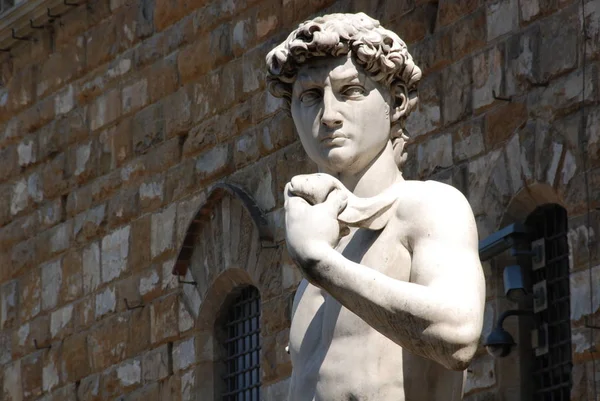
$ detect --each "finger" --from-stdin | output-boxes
[290,174,338,205]
[322,189,348,216]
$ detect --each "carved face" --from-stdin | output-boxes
[290,54,398,175]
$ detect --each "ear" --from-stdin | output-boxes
[390,83,409,123]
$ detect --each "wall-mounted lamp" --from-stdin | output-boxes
[484,309,547,358]
[503,265,526,303]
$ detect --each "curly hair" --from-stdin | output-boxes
[265,12,422,168]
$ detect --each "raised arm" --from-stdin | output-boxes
[284,180,485,371]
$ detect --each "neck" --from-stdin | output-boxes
[327,142,404,197]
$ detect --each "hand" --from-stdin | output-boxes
[284,175,348,277]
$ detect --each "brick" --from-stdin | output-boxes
[133,103,165,155]
[182,115,219,158]
[50,304,74,340]
[108,187,139,228]
[101,226,130,283]
[485,102,528,149]
[73,204,106,244]
[41,260,62,311]
[150,293,178,344]
[88,314,130,371]
[62,331,90,382]
[0,280,18,329]
[151,204,176,259]
[89,88,121,132]
[487,0,518,41]
[442,58,471,125]
[19,268,41,321]
[472,46,504,112]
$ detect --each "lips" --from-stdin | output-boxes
[320,132,348,144]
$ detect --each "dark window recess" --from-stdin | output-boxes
[220,286,261,401]
[526,205,572,401]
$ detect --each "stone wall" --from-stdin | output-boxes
[0,0,598,400]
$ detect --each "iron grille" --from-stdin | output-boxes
[527,205,572,401]
[221,286,261,401]
[0,0,15,15]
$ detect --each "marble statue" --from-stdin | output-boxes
[266,13,485,401]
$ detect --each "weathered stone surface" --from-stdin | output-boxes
[173,336,196,372]
[442,59,471,125]
[150,293,178,344]
[416,133,453,178]
[3,360,23,401]
[472,47,504,113]
[41,260,62,311]
[95,286,116,319]
[485,102,528,149]
[487,0,518,41]
[570,265,600,321]
[50,303,74,339]
[539,6,579,80]
[406,73,441,138]
[101,226,130,283]
[142,344,170,383]
[88,314,129,371]
[151,204,176,259]
[1,280,18,329]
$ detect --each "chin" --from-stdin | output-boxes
[320,147,359,173]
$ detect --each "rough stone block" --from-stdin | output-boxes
[505,28,539,96]
[417,133,453,178]
[487,0,518,41]
[177,35,212,84]
[43,344,60,393]
[150,293,178,344]
[539,7,579,80]
[50,303,74,339]
[147,56,179,104]
[0,280,18,329]
[173,336,196,373]
[472,46,504,112]
[234,130,259,168]
[41,260,62,311]
[62,331,90,382]
[453,119,485,162]
[60,249,83,304]
[406,73,441,138]
[3,360,22,401]
[55,85,76,116]
[82,242,101,294]
[151,204,176,259]
[164,86,192,139]
[139,267,161,302]
[128,305,151,357]
[73,204,106,244]
[76,374,101,401]
[88,314,130,371]
[442,59,471,125]
[195,144,231,183]
[101,226,130,283]
[89,88,121,132]
[484,102,528,148]
[95,286,116,319]
[437,0,479,27]
[570,265,600,321]
[464,355,496,395]
[132,103,165,155]
[17,137,36,167]
[85,18,118,70]
[142,344,170,383]
[107,187,139,228]
[104,359,142,398]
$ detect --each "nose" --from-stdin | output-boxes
[320,89,343,129]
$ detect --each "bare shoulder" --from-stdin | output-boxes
[395,180,478,245]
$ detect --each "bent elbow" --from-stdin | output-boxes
[438,325,480,371]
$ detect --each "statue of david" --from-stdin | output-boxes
[266,13,485,401]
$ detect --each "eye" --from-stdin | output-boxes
[342,85,366,98]
[299,89,322,105]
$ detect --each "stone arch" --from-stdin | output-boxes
[172,182,292,397]
[498,183,566,229]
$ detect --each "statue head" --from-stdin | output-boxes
[266,12,422,171]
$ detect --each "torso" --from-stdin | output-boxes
[287,181,465,401]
